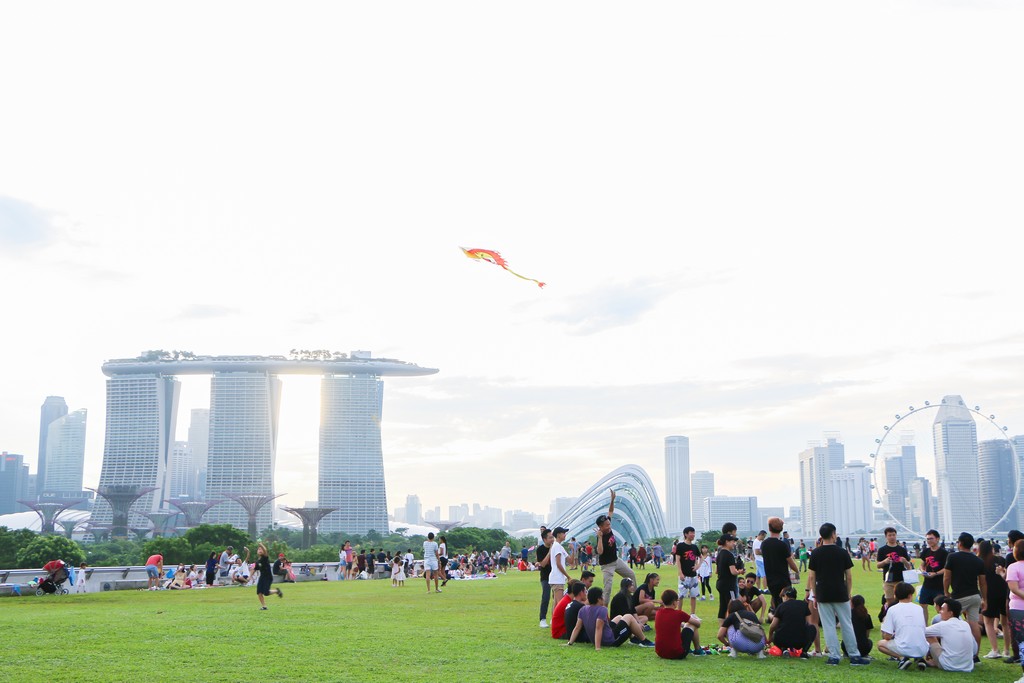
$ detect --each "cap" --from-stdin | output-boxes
[553,526,569,536]
[720,534,737,542]
[278,553,285,558]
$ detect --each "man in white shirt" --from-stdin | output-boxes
[218,546,233,584]
[878,582,930,670]
[924,598,977,672]
[753,530,766,590]
[549,527,570,606]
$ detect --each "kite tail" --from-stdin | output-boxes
[506,269,545,288]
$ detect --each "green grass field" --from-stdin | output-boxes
[0,565,1019,683]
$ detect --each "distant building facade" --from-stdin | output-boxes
[41,408,87,496]
[664,436,691,534]
[690,470,715,533]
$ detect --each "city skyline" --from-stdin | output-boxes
[2,2,1024,522]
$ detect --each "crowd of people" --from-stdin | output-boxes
[534,488,1024,680]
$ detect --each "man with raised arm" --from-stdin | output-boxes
[596,488,637,604]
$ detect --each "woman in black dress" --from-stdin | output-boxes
[254,543,283,610]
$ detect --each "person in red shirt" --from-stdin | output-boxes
[655,589,704,659]
[551,579,576,638]
[145,554,164,590]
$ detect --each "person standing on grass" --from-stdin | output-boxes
[979,539,1009,659]
[943,531,987,650]
[423,532,441,594]
[145,553,164,591]
[998,539,1024,677]
[806,522,870,667]
[715,534,741,625]
[498,541,511,575]
[752,530,767,591]
[878,527,913,603]
[537,528,554,628]
[761,517,799,618]
[917,530,948,624]
[437,536,449,586]
[655,589,704,659]
[675,527,700,615]
[253,544,283,610]
[596,489,636,604]
[548,527,570,607]
[205,552,218,588]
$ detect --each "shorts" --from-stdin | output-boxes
[755,559,766,578]
[983,594,1008,618]
[499,557,509,567]
[678,576,700,599]
[958,593,982,623]
[609,620,632,647]
[256,576,274,596]
[424,561,439,572]
[917,585,941,606]
[145,565,159,578]
[883,581,900,601]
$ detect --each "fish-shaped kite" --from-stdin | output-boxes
[460,247,546,288]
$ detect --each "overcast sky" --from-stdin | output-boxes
[1,1,1023,522]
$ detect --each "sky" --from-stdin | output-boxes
[1,1,1023,524]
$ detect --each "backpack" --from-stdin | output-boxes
[738,615,765,642]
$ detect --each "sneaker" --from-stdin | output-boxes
[435,589,442,593]
[637,639,655,648]
[758,651,767,659]
[690,648,708,656]
[799,651,810,660]
[916,659,927,671]
[539,620,547,628]
[277,588,283,598]
[826,657,840,665]
[985,650,1003,659]
[259,606,268,610]
[1005,656,1021,664]
[642,624,652,632]
[782,650,791,658]
[728,648,737,658]
[629,636,643,645]
[850,656,871,666]
[897,657,913,671]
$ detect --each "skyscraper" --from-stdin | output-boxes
[978,439,1015,531]
[405,494,422,525]
[90,374,180,529]
[907,477,933,532]
[703,496,758,536]
[932,395,979,538]
[690,470,715,533]
[664,436,691,534]
[37,396,68,498]
[828,460,872,535]
[319,373,387,534]
[188,408,210,499]
[167,441,193,500]
[799,435,844,536]
[881,437,918,528]
[41,408,87,495]
[204,372,282,532]
[0,452,29,514]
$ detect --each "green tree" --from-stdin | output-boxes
[0,527,38,567]
[16,535,86,569]
[699,530,721,547]
[140,537,192,565]
[83,539,143,566]
[182,524,251,551]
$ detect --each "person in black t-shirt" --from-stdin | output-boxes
[675,527,701,614]
[635,573,661,622]
[944,531,987,647]
[918,529,948,622]
[739,574,766,621]
[761,516,799,613]
[877,527,913,601]
[807,522,868,665]
[609,577,645,624]
[841,595,874,657]
[563,581,589,642]
[595,489,636,604]
[537,528,553,628]
[717,599,766,656]
[715,535,741,623]
[768,587,815,655]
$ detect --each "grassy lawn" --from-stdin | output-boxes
[0,565,1018,682]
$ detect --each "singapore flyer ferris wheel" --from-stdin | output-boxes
[869,395,1020,540]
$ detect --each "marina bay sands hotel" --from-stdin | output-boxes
[90,352,438,535]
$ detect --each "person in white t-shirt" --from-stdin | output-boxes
[924,598,978,672]
[878,582,930,670]
[423,532,441,594]
[548,527,570,606]
[753,530,766,590]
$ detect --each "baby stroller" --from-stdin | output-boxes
[37,564,70,596]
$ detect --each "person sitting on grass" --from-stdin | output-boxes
[551,579,579,639]
[740,573,767,622]
[634,572,662,623]
[766,588,814,658]
[230,547,251,586]
[924,598,978,672]
[610,578,647,626]
[719,598,767,658]
[562,582,590,643]
[655,589,704,660]
[566,587,655,649]
[841,595,874,658]
[877,581,930,670]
